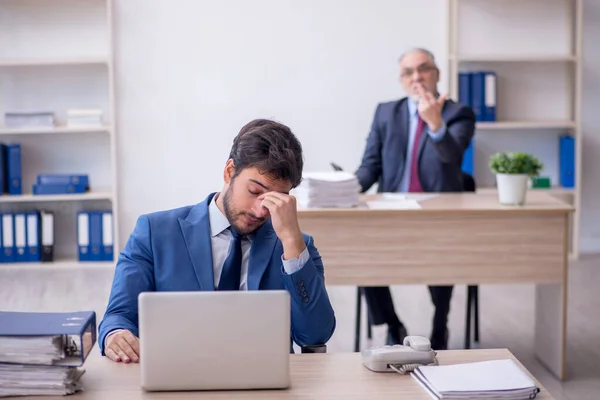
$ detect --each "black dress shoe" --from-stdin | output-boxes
[386,324,408,346]
[430,329,449,350]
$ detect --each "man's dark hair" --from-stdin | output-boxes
[228,119,304,188]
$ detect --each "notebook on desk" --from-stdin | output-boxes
[411,359,540,399]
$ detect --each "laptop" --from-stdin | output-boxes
[138,290,291,391]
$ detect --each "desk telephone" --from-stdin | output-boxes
[361,336,438,374]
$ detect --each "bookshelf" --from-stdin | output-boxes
[0,0,119,267]
[447,0,583,258]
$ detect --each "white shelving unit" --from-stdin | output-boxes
[447,0,583,258]
[0,0,119,267]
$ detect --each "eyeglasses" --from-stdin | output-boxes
[400,64,437,78]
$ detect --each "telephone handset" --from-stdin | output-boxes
[361,336,438,374]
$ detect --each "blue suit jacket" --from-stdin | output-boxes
[355,97,476,193]
[98,193,336,354]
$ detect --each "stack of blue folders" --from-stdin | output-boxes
[0,310,96,397]
[32,174,89,195]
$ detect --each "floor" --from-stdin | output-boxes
[1,254,599,399]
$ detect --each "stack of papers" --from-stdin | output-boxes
[411,359,540,399]
[0,310,96,397]
[294,171,361,208]
[0,364,85,397]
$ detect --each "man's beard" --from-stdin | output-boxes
[222,185,265,235]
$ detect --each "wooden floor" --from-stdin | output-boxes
[1,254,599,399]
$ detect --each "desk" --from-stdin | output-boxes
[17,349,554,399]
[297,191,574,380]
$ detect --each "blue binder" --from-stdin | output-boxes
[7,144,22,195]
[14,213,27,263]
[471,72,486,122]
[36,174,89,188]
[77,212,90,261]
[101,212,114,261]
[458,72,472,109]
[559,135,575,188]
[483,71,497,121]
[0,310,96,367]
[0,144,7,194]
[2,213,14,263]
[89,212,102,261]
[26,211,41,262]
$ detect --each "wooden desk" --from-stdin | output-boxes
[297,191,574,380]
[17,349,554,399]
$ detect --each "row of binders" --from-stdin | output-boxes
[77,211,114,262]
[458,71,497,122]
[0,310,96,397]
[0,211,54,263]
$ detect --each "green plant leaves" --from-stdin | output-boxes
[489,152,543,176]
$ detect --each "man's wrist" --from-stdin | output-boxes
[281,231,305,260]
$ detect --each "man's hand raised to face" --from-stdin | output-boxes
[258,192,306,260]
[105,330,140,363]
[416,84,447,132]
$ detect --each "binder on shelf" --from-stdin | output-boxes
[559,135,575,188]
[2,214,14,263]
[89,212,102,261]
[40,210,54,262]
[470,71,486,122]
[102,212,114,261]
[14,213,27,263]
[77,212,90,261]
[37,174,89,188]
[458,72,472,109]
[32,183,88,195]
[484,71,497,121]
[26,211,41,262]
[0,310,96,367]
[7,144,22,195]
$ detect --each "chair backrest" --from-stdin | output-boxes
[462,172,476,192]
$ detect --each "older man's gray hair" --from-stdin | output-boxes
[398,48,436,65]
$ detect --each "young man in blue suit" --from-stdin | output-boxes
[99,119,336,363]
[355,48,475,350]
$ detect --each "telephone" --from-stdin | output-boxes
[361,336,438,374]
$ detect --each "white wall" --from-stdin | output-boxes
[113,0,599,254]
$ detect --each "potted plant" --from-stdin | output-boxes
[489,152,543,205]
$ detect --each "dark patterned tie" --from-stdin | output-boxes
[217,227,243,290]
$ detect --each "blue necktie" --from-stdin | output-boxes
[218,227,243,290]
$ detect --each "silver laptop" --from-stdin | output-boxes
[138,290,291,391]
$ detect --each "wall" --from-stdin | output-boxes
[113,0,448,241]
[113,0,598,254]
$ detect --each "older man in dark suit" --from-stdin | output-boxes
[355,48,475,350]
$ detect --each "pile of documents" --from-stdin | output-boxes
[3,112,55,129]
[66,108,103,128]
[0,310,96,397]
[294,171,361,208]
[411,359,540,399]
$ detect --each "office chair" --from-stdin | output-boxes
[462,172,480,349]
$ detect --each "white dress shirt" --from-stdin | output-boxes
[104,193,309,347]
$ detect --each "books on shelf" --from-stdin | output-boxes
[411,359,540,399]
[0,310,96,397]
[293,171,361,208]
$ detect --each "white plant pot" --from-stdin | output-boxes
[495,173,529,205]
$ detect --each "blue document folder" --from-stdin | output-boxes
[0,310,96,367]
